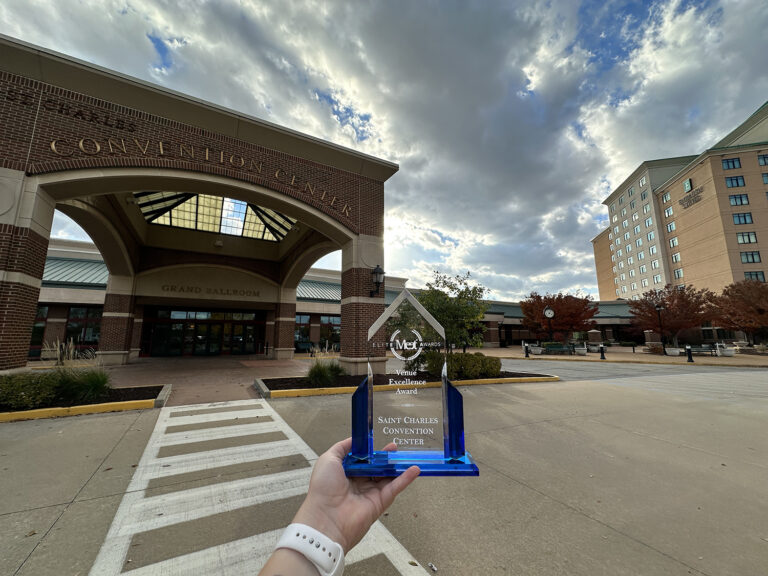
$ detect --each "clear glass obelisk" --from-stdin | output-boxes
[343,289,479,477]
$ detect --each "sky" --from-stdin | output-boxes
[2,0,767,301]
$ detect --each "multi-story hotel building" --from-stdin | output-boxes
[593,101,768,300]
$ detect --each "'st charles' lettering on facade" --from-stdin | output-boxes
[161,284,261,298]
[48,136,352,218]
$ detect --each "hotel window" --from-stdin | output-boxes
[758,154,768,166]
[745,271,765,282]
[733,213,753,225]
[649,244,658,255]
[627,256,634,265]
[618,262,625,270]
[762,173,768,185]
[669,236,678,248]
[616,289,620,296]
[617,249,623,257]
[621,286,628,293]
[662,192,671,203]
[620,272,626,280]
[741,251,761,263]
[610,203,616,213]
[631,282,637,290]
[629,269,636,278]
[608,232,613,240]
[639,264,647,274]
[610,244,615,252]
[737,232,757,244]
[647,231,655,241]
[641,190,648,200]
[628,187,635,196]
[683,178,693,192]
[632,212,639,221]
[641,278,649,287]
[614,278,619,285]
[726,176,745,188]
[651,259,659,269]
[673,268,684,279]
[613,215,618,223]
[619,195,625,205]
[664,207,674,217]
[635,238,643,248]
[643,203,651,214]
[672,252,681,263]
[638,251,645,260]
[612,266,617,273]
[611,254,616,262]
[615,238,621,246]
[639,176,647,187]
[645,217,653,227]
[623,219,629,229]
[666,221,676,233]
[614,225,619,234]
[624,232,630,240]
[630,200,636,209]
[634,225,641,235]
[729,194,749,206]
[626,244,632,253]
[722,158,741,170]
[621,208,627,217]
[653,274,662,284]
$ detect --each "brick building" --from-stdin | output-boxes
[0,36,397,374]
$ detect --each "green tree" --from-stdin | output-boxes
[417,271,489,353]
[629,284,715,347]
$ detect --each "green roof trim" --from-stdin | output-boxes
[42,258,109,288]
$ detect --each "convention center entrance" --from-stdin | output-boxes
[140,307,267,357]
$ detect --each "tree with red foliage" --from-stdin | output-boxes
[520,292,598,341]
[713,280,768,344]
[629,284,715,347]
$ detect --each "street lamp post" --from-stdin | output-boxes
[543,306,555,342]
[655,303,667,356]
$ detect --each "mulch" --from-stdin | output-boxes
[0,386,163,413]
[263,371,550,391]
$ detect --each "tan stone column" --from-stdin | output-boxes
[129,304,144,360]
[0,170,54,371]
[97,275,135,365]
[273,287,296,360]
[339,235,386,376]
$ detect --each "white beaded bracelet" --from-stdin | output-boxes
[275,523,345,576]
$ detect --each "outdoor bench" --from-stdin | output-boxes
[688,346,716,356]
[544,345,573,355]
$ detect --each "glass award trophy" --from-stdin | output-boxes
[343,289,479,477]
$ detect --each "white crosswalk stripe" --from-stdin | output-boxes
[89,399,428,575]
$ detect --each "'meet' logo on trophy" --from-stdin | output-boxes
[389,329,423,361]
[342,288,479,477]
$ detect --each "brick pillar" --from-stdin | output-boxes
[273,302,296,360]
[339,267,386,376]
[0,224,49,370]
[309,314,321,345]
[129,304,143,360]
[265,309,276,358]
[485,321,500,347]
[43,305,69,346]
[97,275,135,365]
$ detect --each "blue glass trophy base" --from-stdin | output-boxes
[343,450,478,477]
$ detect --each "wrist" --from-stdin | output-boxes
[276,523,344,576]
[293,499,349,553]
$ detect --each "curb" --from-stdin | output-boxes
[0,383,172,423]
[495,355,766,368]
[254,375,560,399]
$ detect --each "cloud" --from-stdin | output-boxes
[3,0,767,302]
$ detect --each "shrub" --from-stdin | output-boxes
[0,372,59,411]
[481,356,501,378]
[55,368,111,405]
[307,361,347,387]
[422,350,445,378]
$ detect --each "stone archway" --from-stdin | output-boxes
[0,37,397,372]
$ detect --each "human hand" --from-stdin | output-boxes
[293,437,420,553]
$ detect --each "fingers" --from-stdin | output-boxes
[382,442,398,452]
[379,465,420,509]
[327,437,353,461]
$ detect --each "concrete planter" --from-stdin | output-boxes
[666,348,681,356]
[575,348,587,356]
[719,348,736,357]
[530,346,543,355]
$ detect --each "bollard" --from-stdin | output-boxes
[632,344,635,354]
[599,345,606,360]
[686,345,694,363]
[525,344,530,358]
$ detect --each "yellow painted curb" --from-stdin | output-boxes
[0,399,156,423]
[267,375,560,398]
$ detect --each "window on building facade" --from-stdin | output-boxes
[641,278,649,287]
[651,259,659,269]
[673,268,684,279]
[729,194,749,206]
[612,265,617,273]
[615,238,621,246]
[745,271,765,282]
[612,215,618,223]
[622,208,627,217]
[639,264,647,274]
[662,192,671,203]
[683,178,692,192]
[758,154,768,166]
[610,244,615,252]
[66,306,103,349]
[647,231,655,241]
[737,232,758,244]
[617,249,623,256]
[726,176,745,188]
[641,190,648,200]
[763,173,768,185]
[621,285,628,293]
[733,213,753,225]
[666,221,676,233]
[634,225,641,235]
[645,217,653,227]
[619,196,624,205]
[611,254,616,262]
[653,274,662,284]
[669,236,678,248]
[628,187,635,196]
[616,288,620,296]
[643,203,651,214]
[618,262,625,269]
[636,238,643,248]
[624,232,630,241]
[639,176,647,187]
[614,225,619,234]
[631,282,637,290]
[627,256,634,265]
[672,252,681,263]
[664,207,674,217]
[620,272,626,280]
[722,158,741,170]
[630,200,636,209]
[741,251,761,263]
[626,244,632,253]
[623,219,629,229]
[649,245,658,255]
[638,251,645,260]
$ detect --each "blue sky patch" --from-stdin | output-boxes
[314,89,373,142]
[147,33,172,70]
